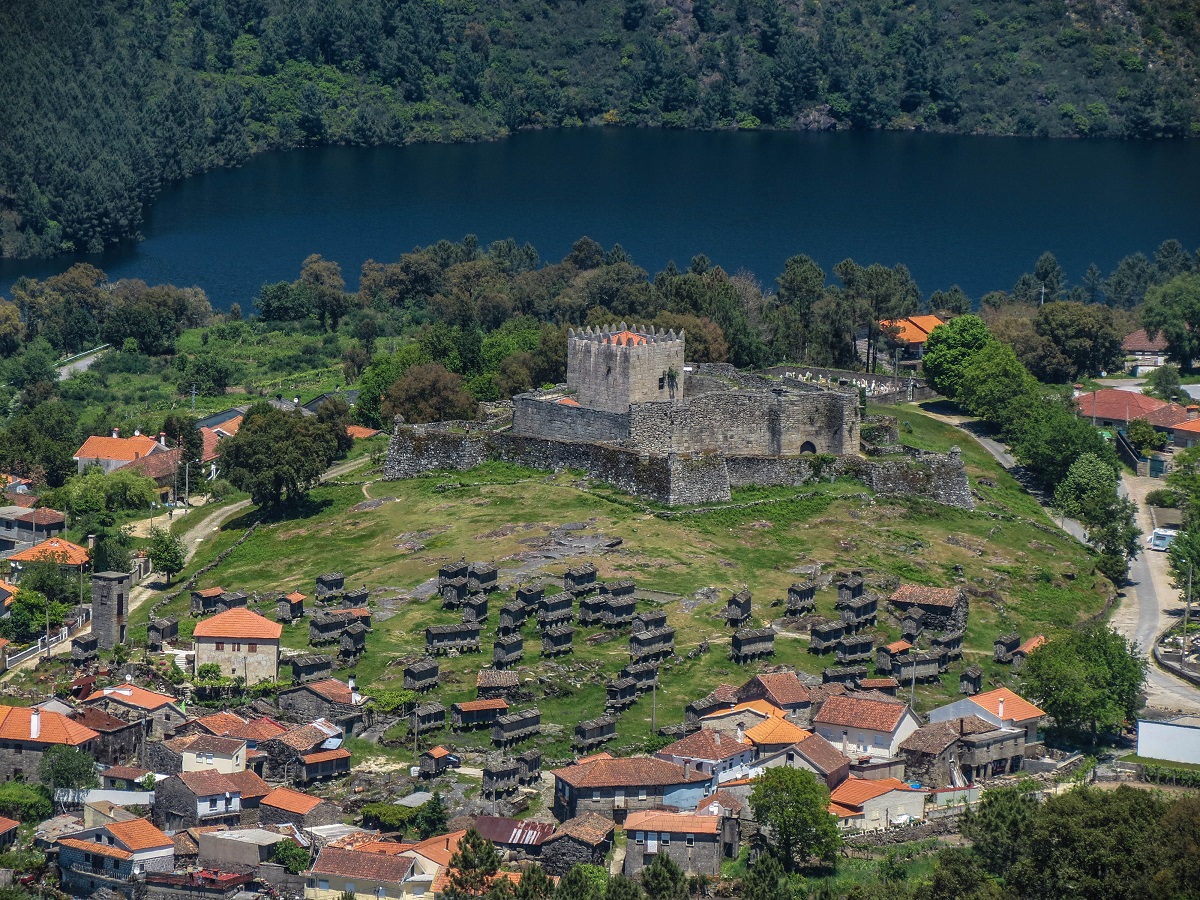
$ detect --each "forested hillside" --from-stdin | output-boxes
[2,0,1197,260]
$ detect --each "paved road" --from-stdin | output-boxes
[56,348,109,380]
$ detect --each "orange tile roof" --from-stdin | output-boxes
[108,818,173,852]
[658,728,749,762]
[410,830,466,868]
[879,315,944,345]
[197,711,248,736]
[1016,635,1046,655]
[75,434,161,462]
[884,640,912,654]
[262,787,324,815]
[301,748,351,764]
[552,756,710,789]
[830,777,913,809]
[743,717,812,746]
[193,607,282,640]
[284,591,306,603]
[229,716,287,741]
[225,770,271,800]
[427,746,451,759]
[354,840,416,855]
[216,416,243,436]
[194,586,225,598]
[828,802,858,819]
[557,397,581,407]
[1074,389,1171,423]
[9,537,89,566]
[59,837,133,860]
[602,330,648,347]
[702,699,783,721]
[971,687,1045,722]
[305,679,358,705]
[84,684,179,711]
[0,816,18,835]
[430,868,520,896]
[200,427,221,461]
[453,698,509,713]
[624,810,720,835]
[346,425,381,439]
[0,705,99,746]
[814,696,911,733]
[313,847,415,883]
[748,672,811,706]
[1123,328,1169,353]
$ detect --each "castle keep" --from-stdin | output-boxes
[385,324,971,507]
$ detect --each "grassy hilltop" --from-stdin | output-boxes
[134,403,1108,761]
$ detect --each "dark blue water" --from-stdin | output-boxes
[3,128,1199,309]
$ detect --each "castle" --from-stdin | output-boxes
[385,324,971,508]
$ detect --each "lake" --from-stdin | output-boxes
[3,128,1199,309]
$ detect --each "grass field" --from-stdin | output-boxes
[130,403,1111,763]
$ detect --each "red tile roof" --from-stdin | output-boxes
[1016,635,1046,655]
[696,790,746,815]
[410,830,466,868]
[1144,403,1192,428]
[176,771,240,796]
[552,756,710,789]
[970,687,1045,722]
[658,728,748,762]
[200,427,222,461]
[84,684,179,711]
[70,707,132,733]
[1123,328,1169,353]
[453,698,509,713]
[793,733,851,775]
[305,679,358,705]
[858,677,898,690]
[814,696,910,733]
[103,765,152,782]
[108,818,173,852]
[830,776,913,808]
[225,770,271,800]
[745,672,811,707]
[879,315,944,345]
[0,705,98,745]
[284,591,306,603]
[120,447,182,481]
[75,434,162,463]
[261,787,324,815]
[229,717,287,742]
[15,508,64,526]
[889,584,962,609]
[197,711,248,736]
[312,847,415,883]
[59,837,132,860]
[624,810,720,835]
[193,608,282,640]
[346,425,381,439]
[884,640,912,654]
[301,748,351,765]
[1074,389,1173,424]
[0,816,18,836]
[9,538,89,566]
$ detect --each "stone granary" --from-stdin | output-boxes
[148,616,179,651]
[309,608,372,644]
[888,584,969,633]
[339,622,367,661]
[538,592,574,625]
[404,657,440,692]
[441,577,469,609]
[960,665,983,695]
[730,627,775,663]
[573,714,618,752]
[623,661,660,692]
[408,702,446,735]
[477,669,521,700]
[315,572,345,599]
[190,586,227,617]
[493,633,524,668]
[541,624,575,657]
[787,582,816,617]
[724,590,752,628]
[276,591,305,623]
[420,746,454,778]
[932,630,965,662]
[469,562,500,593]
[822,666,866,686]
[632,610,667,634]
[993,633,1021,663]
[630,626,675,662]
[341,586,369,608]
[462,593,489,624]
[877,640,912,674]
[578,592,608,627]
[606,677,639,712]
[451,698,508,731]
[492,708,541,747]
[426,623,481,654]
[291,653,335,684]
[835,633,874,664]
[516,583,544,610]
[482,757,520,799]
[901,609,926,643]
[71,633,98,668]
[499,602,528,634]
[809,618,845,653]
[518,749,543,784]
[564,563,598,595]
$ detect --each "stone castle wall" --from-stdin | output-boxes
[567,327,686,413]
[511,394,631,443]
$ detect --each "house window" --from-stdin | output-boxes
[248,643,257,653]
[661,834,670,846]
[318,882,329,892]
[635,832,644,845]
[11,745,19,755]
[345,884,355,894]
[206,753,214,764]
[638,788,647,800]
[215,642,225,651]
[209,799,218,810]
[658,377,666,389]
[591,790,601,801]
[232,643,241,652]
[686,835,695,847]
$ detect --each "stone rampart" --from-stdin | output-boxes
[511,394,630,444]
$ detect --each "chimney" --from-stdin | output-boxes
[684,761,691,779]
[350,676,361,705]
[959,718,964,736]
[1188,405,1199,421]
[713,730,721,746]
[111,427,119,438]
[126,674,133,683]
[133,429,141,437]
[29,707,40,740]
[997,697,1005,719]
[159,432,167,447]
[735,723,745,744]
[842,730,849,754]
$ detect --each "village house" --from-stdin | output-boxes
[754,732,851,790]
[927,687,1045,745]
[100,765,152,791]
[736,672,812,723]
[400,830,467,893]
[539,815,614,876]
[685,684,738,724]
[306,847,416,900]
[178,734,248,773]
[196,828,294,875]
[654,729,755,781]
[260,786,342,829]
[73,431,166,475]
[828,777,923,830]
[278,678,372,737]
[154,771,248,831]
[552,753,715,823]
[624,809,729,878]
[878,314,944,359]
[899,716,1026,786]
[7,537,90,584]
[812,695,920,759]
[258,719,350,784]
[0,705,98,782]
[1122,328,1170,372]
[58,817,175,898]
[471,816,555,859]
[192,608,282,684]
[1073,387,1187,430]
[741,716,814,757]
[71,706,141,766]
[700,699,782,738]
[0,505,65,558]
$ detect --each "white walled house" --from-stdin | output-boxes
[927,687,1044,744]
[192,608,282,684]
[812,696,920,759]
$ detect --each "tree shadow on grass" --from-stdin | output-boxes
[216,493,336,532]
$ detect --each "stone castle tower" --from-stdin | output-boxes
[92,570,130,650]
[566,323,686,413]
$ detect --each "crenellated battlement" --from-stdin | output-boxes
[567,322,686,413]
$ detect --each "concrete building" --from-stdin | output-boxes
[623,810,723,877]
[828,777,923,830]
[1136,716,1200,765]
[306,847,416,900]
[192,608,282,684]
[179,734,248,773]
[551,753,715,823]
[58,817,174,898]
[196,828,292,874]
[927,687,1045,744]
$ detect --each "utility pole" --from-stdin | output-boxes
[190,383,198,412]
[1185,564,1193,672]
[651,680,657,733]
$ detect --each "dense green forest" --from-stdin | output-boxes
[2,0,1198,259]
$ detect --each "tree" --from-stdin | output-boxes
[922,848,1006,900]
[960,784,1038,878]
[1053,452,1119,526]
[1142,274,1200,369]
[148,526,186,585]
[603,876,643,900]
[741,853,788,900]
[641,854,687,900]
[382,363,477,424]
[0,589,68,645]
[514,866,554,900]
[1126,418,1168,456]
[554,866,604,900]
[921,315,996,400]
[748,767,841,872]
[1020,624,1147,741]
[300,254,349,331]
[271,840,311,874]
[1033,301,1124,378]
[162,411,205,491]
[413,792,448,839]
[440,828,502,900]
[0,782,52,822]
[1145,364,1183,403]
[39,745,97,810]
[956,342,1034,422]
[218,402,339,508]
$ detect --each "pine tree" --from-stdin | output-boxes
[441,828,502,900]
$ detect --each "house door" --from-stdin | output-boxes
[647,832,658,853]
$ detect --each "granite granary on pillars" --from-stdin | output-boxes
[517,749,543,785]
[631,610,667,634]
[573,715,618,752]
[516,583,544,610]
[835,633,874,664]
[451,699,509,731]
[426,623,481,654]
[462,594,489,624]
[492,708,541,747]
[994,633,1021,663]
[787,581,816,617]
[630,626,675,662]
[482,756,520,799]
[499,602,528,634]
[537,592,574,626]
[291,653,335,684]
[148,617,179,652]
[468,562,499,593]
[315,572,345,600]
[493,634,524,668]
[404,657,440,692]
[623,661,659,692]
[276,591,305,623]
[731,628,774,663]
[809,619,845,653]
[724,590,752,628]
[564,563,598,595]
[409,702,446,735]
[477,670,521,700]
[541,625,575,657]
[606,677,639,712]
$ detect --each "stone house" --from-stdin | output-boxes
[306,847,416,900]
[927,687,1045,744]
[71,707,142,766]
[754,733,851,790]
[540,814,614,876]
[730,627,774,663]
[100,765,151,791]
[812,695,920,759]
[403,657,439,692]
[899,716,1026,787]
[808,619,845,653]
[451,698,509,731]
[606,677,638,712]
[259,787,342,828]
[736,672,811,723]
[493,634,523,668]
[277,591,305,623]
[278,678,372,737]
[786,582,816,617]
[82,682,187,739]
[573,715,618,753]
[888,584,968,633]
[492,708,541,747]
[654,729,754,780]
[258,719,346,783]
[828,777,923,830]
[724,590,752,628]
[148,617,179,652]
[192,608,282,685]
[623,811,723,878]
[699,699,780,737]
[541,624,575,657]
[58,817,174,899]
[0,705,98,782]
[290,653,335,684]
[143,734,196,775]
[154,771,246,831]
[551,754,715,823]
